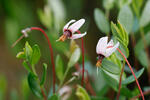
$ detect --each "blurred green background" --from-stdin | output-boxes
[1,0,150,99]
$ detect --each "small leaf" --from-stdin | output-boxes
[140,0,150,27]
[22,61,32,72]
[101,59,120,75]
[122,68,145,85]
[94,8,110,34]
[16,52,25,59]
[40,63,47,86]
[76,85,90,100]
[28,73,43,98]
[25,42,33,63]
[68,48,80,67]
[31,44,41,65]
[118,5,133,33]
[48,94,59,100]
[55,55,64,81]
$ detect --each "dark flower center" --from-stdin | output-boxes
[64,30,72,37]
[97,54,105,61]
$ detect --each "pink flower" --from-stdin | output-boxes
[57,19,87,41]
[96,36,119,67]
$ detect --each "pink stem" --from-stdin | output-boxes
[76,30,85,86]
[31,27,56,93]
[117,48,145,100]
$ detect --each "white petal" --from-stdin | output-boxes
[68,19,85,33]
[107,39,114,47]
[63,20,76,31]
[69,32,87,39]
[96,37,108,55]
[105,42,120,57]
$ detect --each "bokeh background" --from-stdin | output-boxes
[0,0,150,100]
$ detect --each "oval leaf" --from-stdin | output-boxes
[55,55,64,81]
[25,42,33,63]
[76,85,90,100]
[68,48,80,67]
[101,59,120,75]
[28,73,43,98]
[31,44,41,65]
[40,63,47,86]
[118,5,133,33]
[140,0,150,27]
[94,8,110,34]
[122,68,145,85]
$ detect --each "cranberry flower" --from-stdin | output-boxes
[57,19,87,41]
[96,36,119,67]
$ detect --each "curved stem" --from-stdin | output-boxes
[30,27,56,94]
[117,48,145,100]
[76,30,85,86]
[117,61,125,100]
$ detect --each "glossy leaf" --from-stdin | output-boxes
[31,44,41,65]
[140,0,150,27]
[55,55,64,81]
[22,61,32,72]
[122,68,145,85]
[25,42,33,63]
[76,85,90,100]
[118,5,133,33]
[40,63,47,86]
[94,8,110,34]
[28,73,43,98]
[68,48,80,67]
[101,59,120,75]
[48,94,59,100]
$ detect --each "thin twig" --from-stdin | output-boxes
[30,27,56,93]
[117,61,125,100]
[117,48,145,100]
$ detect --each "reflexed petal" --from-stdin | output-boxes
[69,32,87,39]
[96,37,108,55]
[107,39,114,47]
[68,19,85,33]
[105,42,120,57]
[63,20,76,31]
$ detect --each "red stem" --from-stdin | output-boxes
[117,62,125,100]
[76,30,85,86]
[31,27,56,93]
[117,48,145,100]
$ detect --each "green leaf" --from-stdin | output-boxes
[140,0,150,27]
[118,5,133,33]
[120,87,133,97]
[31,44,41,65]
[22,61,32,72]
[101,59,120,75]
[28,72,43,98]
[55,55,64,81]
[37,5,52,29]
[16,51,25,59]
[101,68,119,91]
[76,85,90,100]
[25,42,33,63]
[94,8,110,34]
[68,48,80,67]
[91,96,109,100]
[103,0,115,10]
[48,94,59,100]
[122,68,145,85]
[40,63,47,86]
